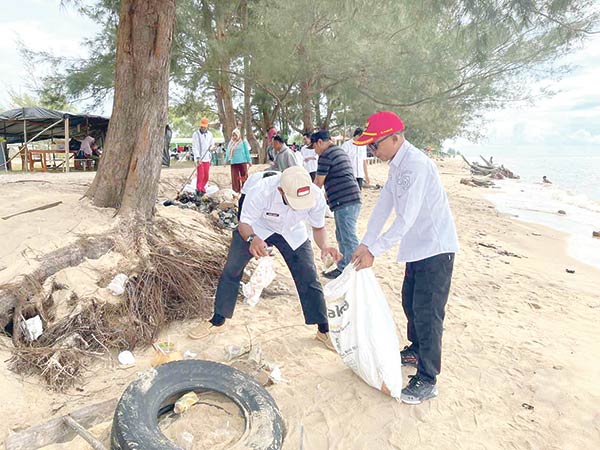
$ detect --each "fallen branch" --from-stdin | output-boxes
[2,201,63,220]
[0,235,115,329]
[63,416,108,450]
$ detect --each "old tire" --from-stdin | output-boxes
[110,359,284,450]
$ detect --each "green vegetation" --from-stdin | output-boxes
[24,0,600,148]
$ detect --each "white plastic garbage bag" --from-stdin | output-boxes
[323,265,403,398]
[242,256,276,306]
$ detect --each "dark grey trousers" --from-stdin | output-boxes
[214,229,328,325]
[402,253,455,384]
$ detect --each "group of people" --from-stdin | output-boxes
[189,111,459,405]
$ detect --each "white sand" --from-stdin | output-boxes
[1,160,599,449]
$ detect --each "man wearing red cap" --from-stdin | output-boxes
[352,111,459,405]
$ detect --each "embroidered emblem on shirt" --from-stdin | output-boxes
[399,174,411,191]
[265,212,280,217]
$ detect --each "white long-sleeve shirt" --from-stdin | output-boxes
[192,129,215,162]
[361,140,459,262]
[300,145,318,173]
[341,138,367,179]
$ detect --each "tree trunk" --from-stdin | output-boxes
[300,80,313,133]
[85,0,175,221]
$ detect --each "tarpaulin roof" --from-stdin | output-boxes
[0,107,110,144]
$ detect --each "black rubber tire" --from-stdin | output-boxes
[110,359,285,450]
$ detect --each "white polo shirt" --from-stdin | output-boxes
[192,129,215,162]
[240,174,327,250]
[361,140,459,263]
[300,145,318,173]
[341,138,367,179]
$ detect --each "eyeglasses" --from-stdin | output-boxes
[367,133,394,152]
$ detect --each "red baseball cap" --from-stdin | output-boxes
[353,111,405,146]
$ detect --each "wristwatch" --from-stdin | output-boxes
[246,233,256,243]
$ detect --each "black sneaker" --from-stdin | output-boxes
[323,268,342,279]
[401,375,438,404]
[400,346,419,368]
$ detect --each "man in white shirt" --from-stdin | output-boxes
[300,132,318,180]
[189,166,342,350]
[352,111,459,405]
[191,117,215,196]
[341,128,370,189]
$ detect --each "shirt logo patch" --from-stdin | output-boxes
[296,186,310,197]
[265,212,280,217]
[399,174,411,191]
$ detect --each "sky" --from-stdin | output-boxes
[445,33,600,158]
[1,1,599,157]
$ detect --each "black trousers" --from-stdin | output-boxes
[214,229,328,325]
[356,177,364,190]
[402,253,455,384]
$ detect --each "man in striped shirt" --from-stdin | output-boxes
[311,130,361,279]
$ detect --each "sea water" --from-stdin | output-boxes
[465,154,600,269]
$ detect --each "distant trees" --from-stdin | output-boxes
[26,0,600,154]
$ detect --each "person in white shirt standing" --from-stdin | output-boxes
[191,117,215,196]
[300,132,318,181]
[341,127,370,189]
[189,166,342,351]
[351,111,459,405]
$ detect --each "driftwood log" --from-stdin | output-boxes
[4,398,116,450]
[461,154,519,180]
[0,236,115,330]
[460,177,495,188]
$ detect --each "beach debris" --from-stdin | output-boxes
[592,231,600,238]
[152,341,183,367]
[478,242,523,258]
[269,366,288,384]
[224,344,249,361]
[460,177,495,188]
[183,350,198,359]
[565,268,576,274]
[230,359,273,386]
[117,350,135,366]
[557,210,566,215]
[461,155,519,180]
[531,232,542,236]
[165,189,239,230]
[20,315,43,341]
[174,391,200,414]
[521,403,535,411]
[106,273,128,295]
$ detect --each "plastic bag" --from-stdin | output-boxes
[107,273,128,295]
[242,256,276,306]
[323,265,403,398]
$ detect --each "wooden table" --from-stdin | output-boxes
[20,149,78,171]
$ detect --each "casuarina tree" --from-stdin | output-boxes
[84,0,176,221]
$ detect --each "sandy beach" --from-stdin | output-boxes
[1,158,599,450]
